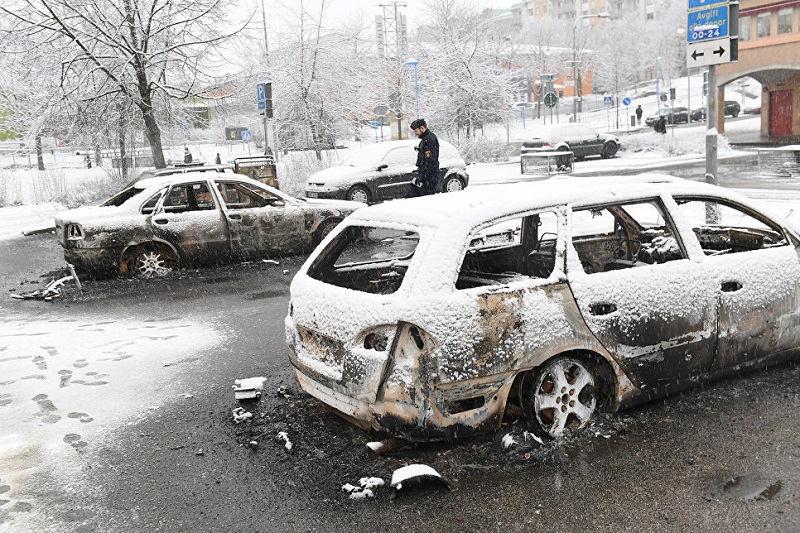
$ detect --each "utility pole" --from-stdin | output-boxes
[261,0,273,157]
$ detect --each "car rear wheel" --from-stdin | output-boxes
[132,244,178,278]
[519,357,597,439]
[601,141,618,159]
[346,185,370,204]
[314,218,340,244]
[731,110,739,118]
[442,175,464,193]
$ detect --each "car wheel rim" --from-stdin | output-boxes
[136,251,172,278]
[445,178,463,192]
[532,358,596,438]
[349,188,368,203]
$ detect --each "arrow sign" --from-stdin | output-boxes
[686,38,731,67]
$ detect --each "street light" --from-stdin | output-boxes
[572,12,609,122]
[521,80,528,129]
[405,58,419,119]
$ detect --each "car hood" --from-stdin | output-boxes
[55,205,136,224]
[306,165,375,187]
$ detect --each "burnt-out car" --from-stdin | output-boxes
[285,174,800,441]
[55,172,363,278]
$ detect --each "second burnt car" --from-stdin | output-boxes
[55,172,363,278]
[285,175,800,441]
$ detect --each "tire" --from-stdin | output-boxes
[601,141,618,159]
[442,175,464,193]
[346,185,370,204]
[314,218,340,244]
[519,357,597,439]
[131,244,178,279]
[731,110,739,118]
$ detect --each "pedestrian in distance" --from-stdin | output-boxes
[184,147,193,163]
[635,105,643,126]
[406,118,440,199]
[215,153,221,165]
[655,115,667,134]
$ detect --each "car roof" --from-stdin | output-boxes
[347,174,760,229]
[134,171,265,190]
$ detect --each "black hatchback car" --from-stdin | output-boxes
[520,124,620,161]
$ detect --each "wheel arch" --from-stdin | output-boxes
[313,216,343,244]
[346,183,372,203]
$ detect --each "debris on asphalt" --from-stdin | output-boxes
[277,431,293,451]
[342,477,385,500]
[232,407,253,424]
[523,431,545,445]
[366,437,407,455]
[276,385,291,398]
[233,376,266,400]
[10,268,82,301]
[282,269,289,275]
[501,433,515,450]
[262,259,280,265]
[390,464,452,492]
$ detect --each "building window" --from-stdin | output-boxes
[757,12,771,38]
[778,8,793,34]
[740,16,750,41]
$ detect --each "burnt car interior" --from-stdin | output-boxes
[216,181,284,209]
[308,226,420,294]
[457,211,560,289]
[161,182,216,213]
[672,197,794,255]
[456,200,688,287]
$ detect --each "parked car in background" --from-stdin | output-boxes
[285,174,800,441]
[304,139,469,204]
[56,173,362,278]
[691,101,742,121]
[645,106,690,126]
[520,124,620,160]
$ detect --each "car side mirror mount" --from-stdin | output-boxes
[377,164,388,171]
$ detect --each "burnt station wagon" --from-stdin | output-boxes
[285,175,800,440]
[55,173,362,277]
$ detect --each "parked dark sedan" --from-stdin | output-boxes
[520,124,620,160]
[645,107,690,126]
[691,101,742,121]
[55,173,363,278]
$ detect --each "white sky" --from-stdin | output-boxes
[263,0,517,33]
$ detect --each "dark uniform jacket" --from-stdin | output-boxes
[415,129,440,187]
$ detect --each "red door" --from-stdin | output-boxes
[769,90,793,136]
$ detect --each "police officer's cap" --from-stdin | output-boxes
[409,118,426,130]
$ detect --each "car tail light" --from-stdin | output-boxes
[65,224,83,240]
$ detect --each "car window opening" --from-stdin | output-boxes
[457,211,559,289]
[571,200,685,274]
[307,226,419,295]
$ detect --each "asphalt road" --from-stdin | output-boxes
[1,159,799,532]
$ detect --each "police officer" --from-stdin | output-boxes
[406,118,440,198]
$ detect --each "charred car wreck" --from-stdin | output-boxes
[55,172,363,277]
[285,174,800,440]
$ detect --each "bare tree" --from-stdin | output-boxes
[0,0,251,168]
[593,14,640,128]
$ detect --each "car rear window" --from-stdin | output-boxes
[307,226,419,294]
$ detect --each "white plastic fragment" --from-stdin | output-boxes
[501,433,515,450]
[232,407,253,424]
[366,441,383,452]
[390,464,450,491]
[233,376,266,400]
[349,489,374,500]
[282,269,289,275]
[523,431,545,445]
[341,477,384,500]
[277,431,293,451]
[262,259,280,265]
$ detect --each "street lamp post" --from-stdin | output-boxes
[572,12,609,123]
[405,58,419,119]
[521,80,528,129]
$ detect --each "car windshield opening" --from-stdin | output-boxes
[101,186,145,207]
[307,226,419,294]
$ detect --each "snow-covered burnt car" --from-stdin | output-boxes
[55,172,363,278]
[304,139,469,204]
[520,124,619,161]
[285,174,800,441]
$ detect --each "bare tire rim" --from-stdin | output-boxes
[136,251,173,278]
[349,188,369,204]
[445,178,463,192]
[532,358,596,438]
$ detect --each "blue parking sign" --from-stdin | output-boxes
[622,97,631,106]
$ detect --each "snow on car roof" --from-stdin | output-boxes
[134,171,264,190]
[347,173,766,229]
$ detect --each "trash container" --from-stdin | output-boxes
[631,115,636,127]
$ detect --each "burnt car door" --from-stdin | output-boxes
[214,180,307,259]
[671,197,800,368]
[151,181,230,265]
[566,199,718,386]
[374,145,417,200]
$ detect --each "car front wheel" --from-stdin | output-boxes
[346,185,370,204]
[131,244,178,278]
[601,141,618,159]
[442,175,464,193]
[520,357,597,439]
